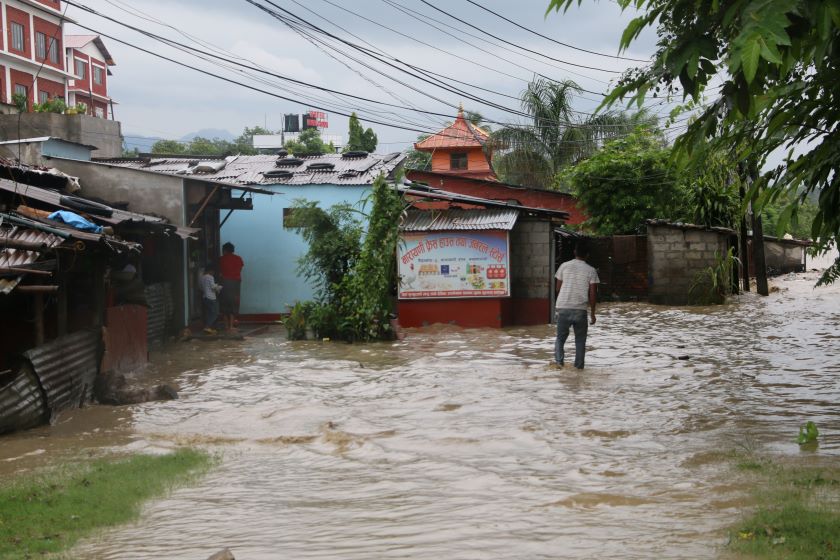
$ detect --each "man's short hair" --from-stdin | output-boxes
[574,240,590,258]
[222,242,235,253]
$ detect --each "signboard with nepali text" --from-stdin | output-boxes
[398,231,510,299]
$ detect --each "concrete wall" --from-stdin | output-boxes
[0,139,91,165]
[647,224,730,305]
[44,157,186,224]
[221,184,370,315]
[0,113,122,157]
[762,239,807,274]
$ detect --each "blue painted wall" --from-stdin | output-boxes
[221,184,370,314]
[42,139,92,161]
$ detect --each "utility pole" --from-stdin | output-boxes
[738,183,750,292]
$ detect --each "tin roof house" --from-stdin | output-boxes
[63,151,406,319]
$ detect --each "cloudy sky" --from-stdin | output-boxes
[64,0,669,150]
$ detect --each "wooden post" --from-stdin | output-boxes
[34,293,45,346]
[738,181,750,292]
[751,206,769,296]
[57,253,67,336]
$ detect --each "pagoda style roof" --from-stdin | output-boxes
[415,108,490,152]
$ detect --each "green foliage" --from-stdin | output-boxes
[286,200,363,303]
[75,102,87,114]
[684,149,742,228]
[32,96,66,114]
[283,300,313,340]
[11,92,28,113]
[763,197,819,240]
[797,421,819,445]
[285,175,405,342]
[562,127,685,234]
[491,78,658,188]
[336,174,406,341]
[689,247,740,305]
[0,449,212,558]
[150,139,188,155]
[728,458,840,559]
[345,112,378,153]
[549,0,840,284]
[404,133,431,170]
[285,128,332,155]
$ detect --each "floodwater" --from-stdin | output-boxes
[2,272,839,559]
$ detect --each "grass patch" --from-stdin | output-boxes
[728,458,840,559]
[0,448,213,559]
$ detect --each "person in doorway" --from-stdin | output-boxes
[201,263,222,335]
[219,242,244,332]
[554,240,599,369]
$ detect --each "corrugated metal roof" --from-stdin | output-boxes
[0,177,198,239]
[0,365,48,435]
[93,152,406,186]
[415,111,489,151]
[0,224,62,294]
[401,209,519,231]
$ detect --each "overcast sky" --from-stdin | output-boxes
[65,0,667,150]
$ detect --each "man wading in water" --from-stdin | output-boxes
[554,241,599,369]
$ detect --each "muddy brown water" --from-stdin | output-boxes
[2,272,838,559]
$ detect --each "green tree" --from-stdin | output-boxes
[550,0,840,282]
[491,78,657,188]
[150,139,187,155]
[187,137,234,156]
[404,133,431,170]
[232,126,272,155]
[562,127,686,235]
[345,112,378,153]
[285,128,332,155]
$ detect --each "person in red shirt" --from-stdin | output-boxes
[219,242,245,332]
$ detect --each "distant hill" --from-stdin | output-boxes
[181,128,235,142]
[123,134,161,153]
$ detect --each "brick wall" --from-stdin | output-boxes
[647,224,730,305]
[510,219,551,299]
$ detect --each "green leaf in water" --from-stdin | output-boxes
[797,421,819,445]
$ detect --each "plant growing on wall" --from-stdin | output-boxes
[688,247,740,305]
[11,93,28,113]
[33,97,67,114]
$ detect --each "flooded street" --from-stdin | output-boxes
[2,272,839,559]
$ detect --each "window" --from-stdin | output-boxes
[48,38,60,64]
[450,152,468,170]
[11,22,25,52]
[39,91,48,104]
[35,32,46,60]
[93,66,103,85]
[94,106,104,118]
[75,59,86,79]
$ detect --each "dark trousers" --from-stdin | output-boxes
[555,308,588,369]
[203,297,219,329]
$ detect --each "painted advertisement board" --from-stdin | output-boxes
[398,231,510,299]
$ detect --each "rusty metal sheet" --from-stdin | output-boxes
[23,329,100,416]
[0,365,48,434]
[0,224,62,294]
[145,282,174,347]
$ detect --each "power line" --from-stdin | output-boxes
[463,0,649,63]
[418,0,622,74]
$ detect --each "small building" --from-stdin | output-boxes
[60,151,405,319]
[64,34,116,119]
[414,107,496,180]
[397,184,568,328]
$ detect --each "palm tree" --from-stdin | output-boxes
[491,78,657,189]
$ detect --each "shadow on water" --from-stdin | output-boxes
[2,272,838,559]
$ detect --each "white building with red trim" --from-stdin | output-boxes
[0,0,114,118]
[64,33,114,118]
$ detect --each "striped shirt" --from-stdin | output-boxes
[555,259,599,310]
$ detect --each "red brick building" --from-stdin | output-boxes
[0,2,115,118]
[0,0,66,108]
[64,34,115,118]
